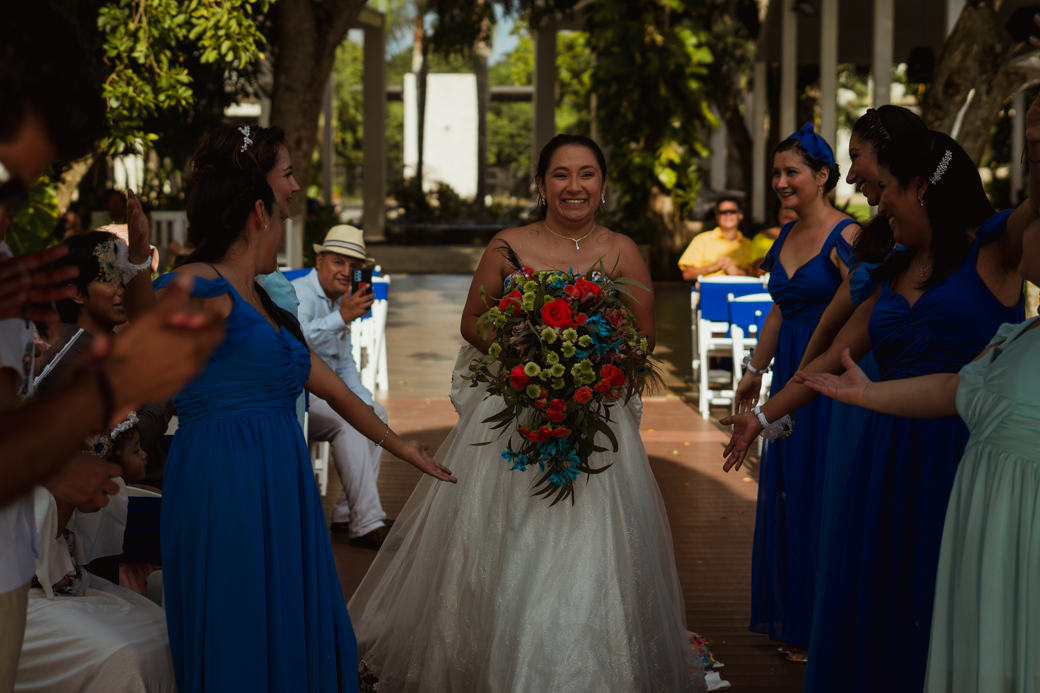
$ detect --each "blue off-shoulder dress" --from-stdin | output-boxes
[153,273,357,693]
[751,218,854,647]
[804,210,1024,692]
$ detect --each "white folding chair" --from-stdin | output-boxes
[303,411,330,497]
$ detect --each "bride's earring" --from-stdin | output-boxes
[540,194,546,206]
[600,193,606,204]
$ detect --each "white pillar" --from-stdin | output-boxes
[820,0,838,148]
[532,25,557,169]
[1012,90,1026,205]
[946,0,965,35]
[322,71,334,206]
[710,108,727,191]
[780,0,798,138]
[363,23,387,241]
[752,61,768,224]
[872,0,893,107]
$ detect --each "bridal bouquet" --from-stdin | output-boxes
[465,266,657,506]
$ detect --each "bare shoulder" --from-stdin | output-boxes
[168,262,221,280]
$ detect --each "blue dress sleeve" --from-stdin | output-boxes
[153,272,231,299]
[975,209,1014,245]
[848,245,904,307]
[830,219,858,269]
[758,221,795,273]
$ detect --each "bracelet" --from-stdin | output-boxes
[742,349,770,375]
[80,361,114,431]
[752,405,793,441]
[374,423,390,448]
[128,256,152,272]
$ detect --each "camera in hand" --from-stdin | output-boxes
[351,267,373,296]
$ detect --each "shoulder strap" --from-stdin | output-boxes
[204,262,225,279]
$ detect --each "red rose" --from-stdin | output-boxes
[594,379,612,393]
[549,399,566,412]
[552,427,571,438]
[540,298,574,328]
[600,365,624,386]
[575,313,588,325]
[547,409,566,423]
[510,365,529,390]
[499,290,522,313]
[574,386,593,403]
[575,278,601,297]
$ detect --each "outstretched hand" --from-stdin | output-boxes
[791,348,869,405]
[0,245,78,321]
[400,439,457,483]
[718,410,763,473]
[734,371,762,413]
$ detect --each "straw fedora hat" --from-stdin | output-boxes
[313,225,367,260]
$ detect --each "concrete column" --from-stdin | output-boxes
[322,71,334,206]
[710,108,727,191]
[363,23,387,241]
[532,25,557,168]
[1012,90,1026,205]
[780,0,798,138]
[752,61,768,224]
[872,0,894,107]
[820,0,838,148]
[946,0,966,35]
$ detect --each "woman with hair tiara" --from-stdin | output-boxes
[721,107,1040,689]
[734,123,858,664]
[348,134,707,692]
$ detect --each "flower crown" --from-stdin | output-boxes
[930,150,952,186]
[93,237,139,289]
[86,410,138,459]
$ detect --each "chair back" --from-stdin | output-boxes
[727,292,772,337]
[698,276,766,321]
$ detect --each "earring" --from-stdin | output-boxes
[540,195,546,206]
[917,195,924,207]
[600,193,606,204]
[818,185,824,196]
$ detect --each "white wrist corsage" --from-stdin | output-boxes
[742,348,770,375]
[752,405,792,440]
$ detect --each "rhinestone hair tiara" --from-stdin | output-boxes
[238,125,253,152]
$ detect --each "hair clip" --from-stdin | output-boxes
[930,150,952,185]
[238,125,253,152]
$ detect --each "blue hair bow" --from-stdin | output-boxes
[786,123,836,167]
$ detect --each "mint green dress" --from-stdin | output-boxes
[924,316,1040,693]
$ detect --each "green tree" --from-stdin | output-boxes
[588,0,715,278]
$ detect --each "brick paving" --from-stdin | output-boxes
[325,276,806,691]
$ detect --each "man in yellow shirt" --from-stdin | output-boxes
[678,198,752,280]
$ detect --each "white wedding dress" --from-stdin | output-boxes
[348,346,705,692]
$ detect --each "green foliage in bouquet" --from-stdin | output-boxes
[465,262,659,506]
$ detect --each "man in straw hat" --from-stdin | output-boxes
[292,225,391,549]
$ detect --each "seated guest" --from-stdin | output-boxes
[678,197,752,280]
[17,449,174,693]
[748,207,798,277]
[292,226,391,549]
[38,230,172,486]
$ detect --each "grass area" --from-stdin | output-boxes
[843,201,873,222]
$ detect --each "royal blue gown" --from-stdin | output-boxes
[154,273,357,693]
[804,210,1024,692]
[751,219,854,647]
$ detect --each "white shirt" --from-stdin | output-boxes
[0,240,39,594]
[292,269,373,405]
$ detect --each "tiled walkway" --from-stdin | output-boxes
[326,276,806,691]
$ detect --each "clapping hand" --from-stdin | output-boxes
[791,348,869,405]
[718,410,763,472]
[399,439,457,483]
[339,284,376,324]
[0,245,78,321]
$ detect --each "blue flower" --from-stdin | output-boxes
[585,314,612,339]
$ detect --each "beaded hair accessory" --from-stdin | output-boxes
[238,125,253,152]
[865,108,890,143]
[930,150,952,185]
[86,410,138,459]
[92,236,139,289]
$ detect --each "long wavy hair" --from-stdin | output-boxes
[873,131,994,290]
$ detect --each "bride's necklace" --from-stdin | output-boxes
[543,220,596,250]
[915,254,933,277]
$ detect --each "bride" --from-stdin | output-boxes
[348,135,706,692]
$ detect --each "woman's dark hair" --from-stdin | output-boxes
[533,134,608,221]
[184,167,307,346]
[51,230,117,324]
[874,130,994,290]
[773,138,841,193]
[189,125,287,181]
[849,106,928,263]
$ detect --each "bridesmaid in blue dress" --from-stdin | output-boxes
[726,124,858,659]
[723,130,1033,691]
[154,168,456,692]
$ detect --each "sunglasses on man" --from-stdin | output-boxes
[717,209,741,216]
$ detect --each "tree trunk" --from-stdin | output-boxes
[474,35,490,214]
[54,153,97,214]
[920,0,1026,163]
[647,186,689,280]
[270,0,367,264]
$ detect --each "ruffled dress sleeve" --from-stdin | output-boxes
[829,219,857,269]
[153,271,231,298]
